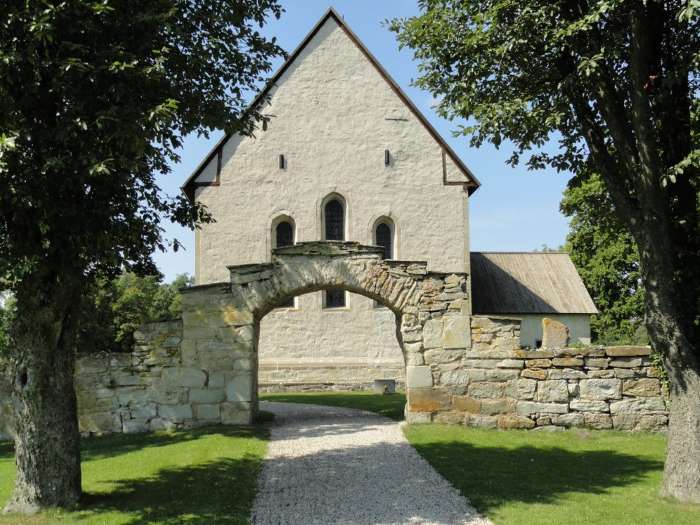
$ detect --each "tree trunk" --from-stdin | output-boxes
[635,222,700,504]
[661,364,700,503]
[3,276,82,514]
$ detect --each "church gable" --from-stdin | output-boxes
[183,8,479,200]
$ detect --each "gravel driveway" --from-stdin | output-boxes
[251,401,492,525]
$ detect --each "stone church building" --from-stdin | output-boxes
[182,9,597,391]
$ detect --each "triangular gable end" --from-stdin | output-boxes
[182,8,481,202]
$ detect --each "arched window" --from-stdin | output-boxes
[275,221,294,248]
[324,199,345,241]
[272,217,295,307]
[375,221,393,260]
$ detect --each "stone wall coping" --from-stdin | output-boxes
[179,281,230,294]
[472,314,523,322]
[272,241,384,257]
[465,346,652,359]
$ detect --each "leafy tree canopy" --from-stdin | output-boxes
[561,170,646,344]
[0,0,284,287]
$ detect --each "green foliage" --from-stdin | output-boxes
[561,170,647,344]
[79,272,194,353]
[390,1,700,365]
[0,0,283,288]
[1,273,194,355]
[0,295,14,358]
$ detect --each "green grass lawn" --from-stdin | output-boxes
[262,390,700,525]
[261,390,407,420]
[0,426,267,525]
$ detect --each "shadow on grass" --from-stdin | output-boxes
[79,455,263,525]
[81,425,263,462]
[411,440,664,513]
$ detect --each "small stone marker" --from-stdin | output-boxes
[373,379,396,395]
[541,318,569,349]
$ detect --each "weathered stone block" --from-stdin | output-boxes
[464,414,498,428]
[551,413,584,427]
[548,368,587,379]
[587,370,615,378]
[521,369,548,380]
[579,379,622,400]
[610,358,643,368]
[605,346,651,357]
[79,412,121,434]
[570,399,609,412]
[622,378,661,397]
[226,376,252,402]
[552,358,584,367]
[526,359,552,368]
[536,380,569,403]
[408,388,448,412]
[497,414,535,429]
[433,411,466,425]
[541,318,569,349]
[584,413,613,429]
[452,395,480,413]
[190,388,226,404]
[506,378,537,400]
[221,402,251,425]
[425,349,463,364]
[194,403,221,421]
[406,366,433,388]
[422,319,442,349]
[497,359,524,369]
[609,398,666,414]
[440,370,469,386]
[468,382,506,399]
[405,411,432,424]
[462,359,501,369]
[442,315,470,349]
[516,401,568,416]
[469,369,520,381]
[614,368,636,379]
[122,419,150,434]
[480,398,515,415]
[161,367,207,388]
[158,404,193,422]
[585,358,610,368]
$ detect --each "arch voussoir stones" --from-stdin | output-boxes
[179,241,471,424]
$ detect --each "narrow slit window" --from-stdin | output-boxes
[375,222,393,260]
[274,219,295,307]
[324,199,345,241]
[276,221,293,249]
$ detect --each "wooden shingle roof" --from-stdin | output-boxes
[471,252,598,315]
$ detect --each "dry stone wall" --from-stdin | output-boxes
[0,243,669,438]
[414,316,668,432]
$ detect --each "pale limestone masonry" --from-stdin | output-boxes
[189,13,474,391]
[0,244,667,437]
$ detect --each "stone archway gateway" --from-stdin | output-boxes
[0,241,666,437]
[180,241,470,424]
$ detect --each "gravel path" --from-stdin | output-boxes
[251,401,492,525]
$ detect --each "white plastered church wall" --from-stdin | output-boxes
[193,18,471,388]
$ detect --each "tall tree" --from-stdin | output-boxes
[561,169,647,344]
[0,0,282,513]
[392,0,700,502]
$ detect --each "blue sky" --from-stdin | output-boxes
[154,0,572,282]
